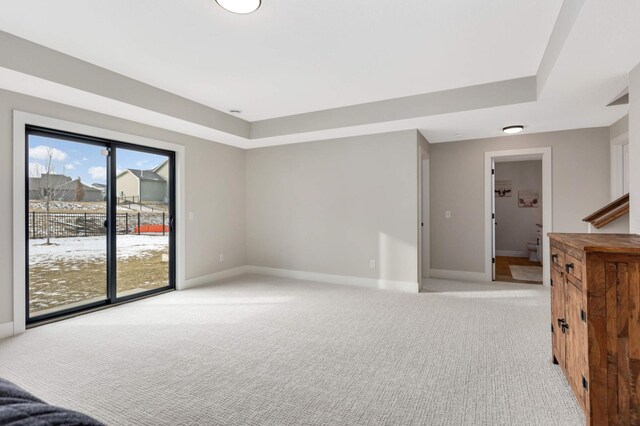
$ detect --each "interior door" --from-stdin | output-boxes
[422,158,430,278]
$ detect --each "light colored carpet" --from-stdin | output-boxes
[509,265,543,283]
[0,275,583,425]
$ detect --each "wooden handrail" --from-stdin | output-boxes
[582,193,629,229]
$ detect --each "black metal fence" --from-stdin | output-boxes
[28,212,169,239]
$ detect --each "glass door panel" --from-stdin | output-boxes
[27,130,108,319]
[115,147,172,298]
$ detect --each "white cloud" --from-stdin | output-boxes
[135,160,148,167]
[29,145,68,161]
[88,166,107,180]
[29,162,47,177]
[65,163,76,170]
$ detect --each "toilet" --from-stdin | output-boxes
[526,224,544,263]
[527,241,539,262]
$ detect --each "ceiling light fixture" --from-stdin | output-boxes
[503,125,524,135]
[215,0,261,14]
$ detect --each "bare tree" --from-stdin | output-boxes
[75,178,85,202]
[31,147,66,245]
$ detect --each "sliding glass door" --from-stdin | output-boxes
[26,126,175,324]
[115,147,173,298]
[27,132,109,319]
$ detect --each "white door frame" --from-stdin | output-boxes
[610,131,629,200]
[484,147,552,286]
[12,111,186,336]
[490,156,497,280]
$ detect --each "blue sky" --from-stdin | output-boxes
[28,135,167,185]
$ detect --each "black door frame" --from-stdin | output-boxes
[25,125,177,325]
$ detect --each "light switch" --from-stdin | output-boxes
[188,211,195,221]
[445,211,451,219]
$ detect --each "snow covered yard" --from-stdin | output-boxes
[29,235,168,266]
[28,235,170,316]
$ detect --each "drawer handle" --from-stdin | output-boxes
[565,263,574,274]
[552,254,559,263]
[557,318,569,333]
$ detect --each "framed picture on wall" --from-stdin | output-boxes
[518,190,539,208]
[495,180,512,197]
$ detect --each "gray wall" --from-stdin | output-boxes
[495,161,542,255]
[0,88,246,324]
[116,172,139,199]
[246,130,420,285]
[429,128,612,273]
[140,180,166,203]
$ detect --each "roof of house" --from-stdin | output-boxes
[152,159,169,173]
[57,178,101,192]
[125,169,165,182]
[28,174,72,190]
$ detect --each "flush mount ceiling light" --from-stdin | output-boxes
[215,0,261,14]
[503,125,524,135]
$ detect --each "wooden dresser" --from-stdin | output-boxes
[549,233,640,425]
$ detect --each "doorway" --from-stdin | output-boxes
[484,148,552,286]
[25,126,176,324]
[493,159,543,284]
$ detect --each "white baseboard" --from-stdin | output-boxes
[0,322,14,340]
[429,269,489,283]
[182,266,247,290]
[246,265,419,293]
[495,250,529,258]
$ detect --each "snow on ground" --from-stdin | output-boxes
[29,200,168,213]
[29,201,106,211]
[29,235,168,266]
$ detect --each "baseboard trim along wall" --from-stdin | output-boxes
[495,250,529,258]
[0,322,14,340]
[246,265,419,293]
[183,266,248,290]
[429,269,490,283]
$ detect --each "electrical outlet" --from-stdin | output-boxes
[219,253,224,262]
[445,210,451,219]
[370,259,376,269]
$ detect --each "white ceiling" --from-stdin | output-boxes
[0,0,561,121]
[0,0,637,147]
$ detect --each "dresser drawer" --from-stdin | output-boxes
[564,254,582,281]
[551,245,566,270]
